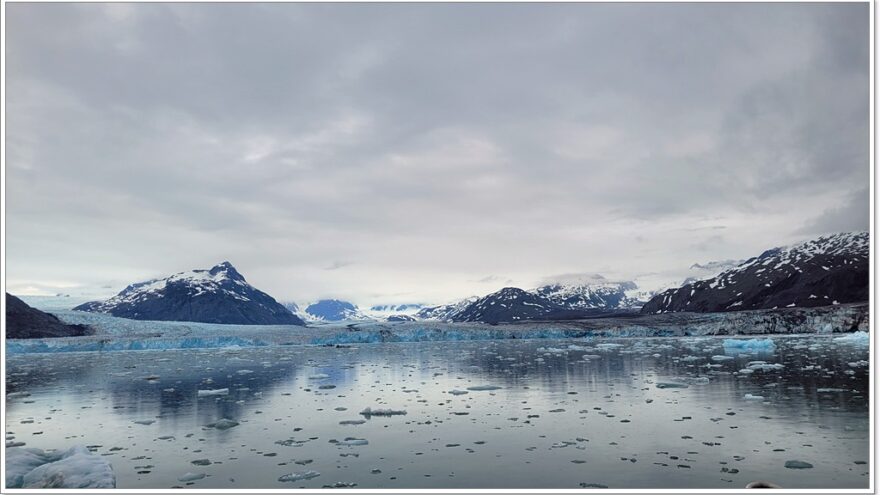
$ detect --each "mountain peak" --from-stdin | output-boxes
[209,261,245,281]
[73,263,302,325]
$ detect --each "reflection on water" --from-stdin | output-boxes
[5,335,869,488]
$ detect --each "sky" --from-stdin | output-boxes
[4,3,870,306]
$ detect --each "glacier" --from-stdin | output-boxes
[5,302,868,355]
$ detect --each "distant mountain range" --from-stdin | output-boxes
[73,262,304,326]
[39,231,867,328]
[303,299,364,321]
[641,232,868,313]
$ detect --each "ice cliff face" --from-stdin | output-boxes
[5,303,867,355]
[72,262,304,326]
[642,232,869,314]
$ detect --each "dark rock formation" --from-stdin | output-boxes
[6,293,91,339]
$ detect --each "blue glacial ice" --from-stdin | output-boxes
[834,331,869,346]
[722,338,776,353]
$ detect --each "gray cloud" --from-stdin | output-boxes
[5,3,869,304]
[797,187,870,236]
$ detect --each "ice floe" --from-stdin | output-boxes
[6,445,116,488]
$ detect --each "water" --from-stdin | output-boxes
[5,335,869,489]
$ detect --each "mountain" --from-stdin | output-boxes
[534,274,642,310]
[73,262,305,326]
[452,288,563,324]
[641,232,869,314]
[416,296,479,321]
[361,303,424,320]
[304,299,364,321]
[6,293,92,339]
[368,303,423,313]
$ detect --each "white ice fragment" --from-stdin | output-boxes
[744,393,765,400]
[834,332,869,346]
[278,470,320,482]
[337,437,369,446]
[197,388,229,397]
[359,407,406,417]
[6,446,116,489]
[205,418,239,430]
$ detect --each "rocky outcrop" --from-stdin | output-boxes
[6,293,91,339]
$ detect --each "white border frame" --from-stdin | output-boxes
[0,1,875,494]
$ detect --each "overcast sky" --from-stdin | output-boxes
[5,3,870,306]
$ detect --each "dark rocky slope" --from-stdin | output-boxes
[6,293,91,339]
[74,262,304,326]
[642,232,868,314]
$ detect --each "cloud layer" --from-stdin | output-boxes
[5,3,869,304]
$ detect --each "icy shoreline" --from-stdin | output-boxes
[5,303,868,355]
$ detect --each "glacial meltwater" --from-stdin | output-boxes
[5,335,869,489]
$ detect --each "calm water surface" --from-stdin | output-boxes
[4,335,870,488]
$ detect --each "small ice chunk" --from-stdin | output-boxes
[178,472,206,482]
[278,470,320,482]
[656,382,689,389]
[784,460,813,469]
[339,420,366,425]
[132,420,155,425]
[205,418,239,430]
[747,362,784,371]
[197,388,229,397]
[744,394,765,400]
[308,374,330,380]
[710,355,734,362]
[359,407,406,417]
[448,390,469,396]
[337,437,368,446]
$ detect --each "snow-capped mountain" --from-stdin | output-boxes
[73,262,305,326]
[360,303,424,320]
[304,299,365,321]
[534,274,643,310]
[641,232,869,314]
[452,288,561,324]
[368,303,423,313]
[415,296,479,321]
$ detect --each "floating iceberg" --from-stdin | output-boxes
[722,338,776,353]
[6,446,116,489]
[834,332,869,346]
